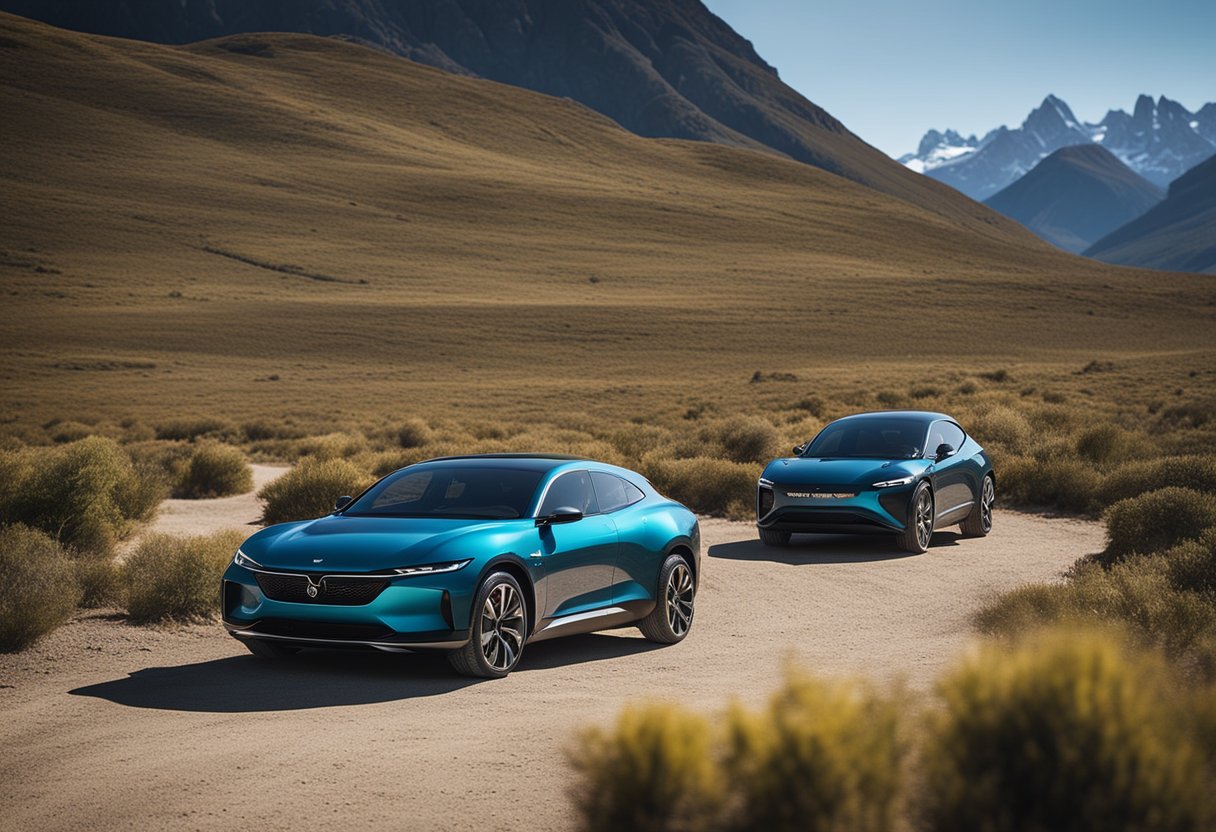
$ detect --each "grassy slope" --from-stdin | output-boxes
[0,14,1213,435]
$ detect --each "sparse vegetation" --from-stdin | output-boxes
[919,630,1211,832]
[77,557,125,609]
[1102,487,1216,563]
[123,530,245,623]
[644,457,756,520]
[173,442,253,499]
[0,524,81,651]
[258,458,375,524]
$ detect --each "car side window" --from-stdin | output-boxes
[927,421,966,456]
[591,472,645,513]
[538,470,600,516]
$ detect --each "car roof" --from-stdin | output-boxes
[416,453,587,472]
[830,410,956,425]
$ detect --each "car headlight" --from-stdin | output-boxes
[872,476,916,488]
[393,558,473,577]
[758,477,774,487]
[233,549,262,569]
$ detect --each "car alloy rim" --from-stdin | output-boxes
[665,563,694,637]
[981,478,994,532]
[916,491,933,550]
[480,583,525,672]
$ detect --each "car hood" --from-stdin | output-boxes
[762,457,929,487]
[239,514,531,572]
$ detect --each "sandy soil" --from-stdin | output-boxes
[0,491,1102,832]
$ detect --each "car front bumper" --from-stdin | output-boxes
[221,563,472,651]
[756,481,913,534]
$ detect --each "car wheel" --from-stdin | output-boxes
[960,475,995,537]
[448,571,527,679]
[638,553,695,644]
[758,528,791,547]
[898,482,934,553]
[242,639,300,660]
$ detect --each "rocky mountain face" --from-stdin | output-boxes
[984,145,1163,253]
[1084,153,1216,274]
[902,94,1216,200]
[0,0,1009,227]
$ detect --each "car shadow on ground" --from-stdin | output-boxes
[69,632,660,712]
[709,530,963,565]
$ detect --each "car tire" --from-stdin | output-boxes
[638,553,695,644]
[758,528,791,547]
[448,571,527,679]
[242,639,300,660]
[898,481,934,554]
[960,475,995,537]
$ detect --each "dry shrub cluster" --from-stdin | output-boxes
[123,530,246,623]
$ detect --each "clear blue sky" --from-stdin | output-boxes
[704,0,1216,157]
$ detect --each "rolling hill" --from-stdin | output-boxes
[1084,155,1216,274]
[985,145,1164,253]
[0,0,1019,227]
[0,13,1213,433]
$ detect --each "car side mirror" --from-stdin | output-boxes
[934,443,956,462]
[792,444,806,456]
[536,506,583,526]
[334,495,353,511]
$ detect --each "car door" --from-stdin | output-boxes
[589,472,653,606]
[926,420,974,524]
[536,470,618,618]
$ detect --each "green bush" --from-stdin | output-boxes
[919,630,1211,832]
[711,417,781,464]
[123,530,245,623]
[725,669,907,832]
[998,454,1100,513]
[1075,424,1140,464]
[0,437,168,555]
[0,524,81,651]
[969,405,1032,453]
[569,703,724,832]
[974,560,1216,669]
[259,458,374,524]
[644,456,756,519]
[77,557,125,609]
[1098,456,1216,507]
[396,418,432,449]
[173,442,252,498]
[1102,487,1216,564]
[1165,528,1216,596]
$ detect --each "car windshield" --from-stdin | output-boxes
[803,417,926,459]
[343,465,545,520]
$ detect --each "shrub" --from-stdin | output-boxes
[1098,456,1216,506]
[969,405,1032,454]
[725,669,907,832]
[978,368,1010,383]
[259,458,374,524]
[396,418,432,449]
[711,417,781,464]
[241,419,306,441]
[0,524,81,651]
[46,419,93,443]
[1102,487,1216,564]
[77,557,124,608]
[919,630,1210,832]
[123,530,245,623]
[174,442,252,498]
[1,437,167,555]
[569,703,724,832]
[997,454,1100,513]
[644,456,756,519]
[154,417,239,442]
[1075,424,1139,464]
[1165,528,1216,596]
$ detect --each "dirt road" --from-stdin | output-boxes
[0,480,1102,832]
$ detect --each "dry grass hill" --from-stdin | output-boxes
[0,13,1213,436]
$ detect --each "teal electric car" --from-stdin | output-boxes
[222,455,699,678]
[757,412,994,553]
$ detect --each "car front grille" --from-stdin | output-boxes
[254,572,389,606]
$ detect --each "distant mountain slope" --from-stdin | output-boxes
[1084,155,1216,274]
[0,0,1006,230]
[985,145,1163,253]
[902,94,1216,200]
